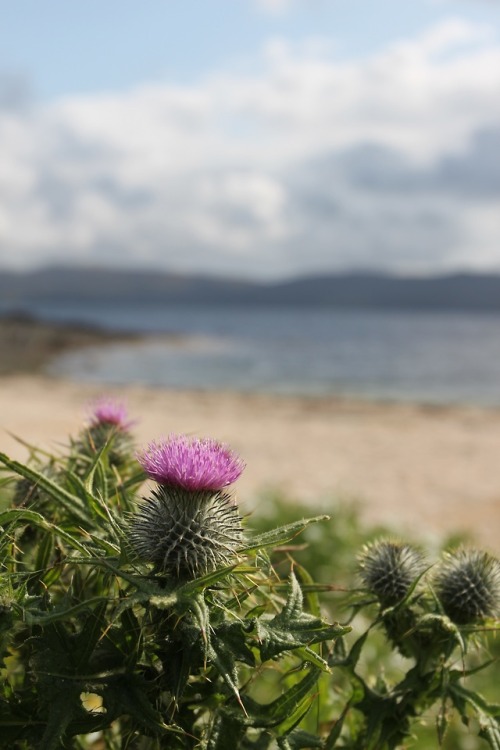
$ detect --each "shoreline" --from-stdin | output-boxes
[0,313,189,377]
[5,313,500,411]
[1,315,499,551]
[0,313,145,376]
[1,373,500,552]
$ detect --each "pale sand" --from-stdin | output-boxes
[1,375,499,552]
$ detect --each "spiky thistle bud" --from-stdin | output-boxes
[359,540,425,607]
[129,435,245,579]
[434,548,500,625]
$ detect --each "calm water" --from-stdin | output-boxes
[15,303,500,405]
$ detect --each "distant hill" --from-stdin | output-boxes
[2,266,500,312]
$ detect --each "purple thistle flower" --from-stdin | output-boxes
[137,434,245,491]
[88,397,134,431]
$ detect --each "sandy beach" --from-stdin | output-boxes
[1,373,500,552]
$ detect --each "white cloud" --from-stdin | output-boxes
[0,19,499,278]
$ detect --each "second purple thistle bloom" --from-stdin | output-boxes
[137,434,245,491]
[88,396,134,431]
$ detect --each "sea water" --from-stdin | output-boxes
[17,303,500,405]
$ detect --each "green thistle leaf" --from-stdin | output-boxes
[241,516,330,553]
[257,574,349,661]
[0,509,93,556]
[0,453,90,526]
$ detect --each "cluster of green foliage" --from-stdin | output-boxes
[0,415,499,749]
[250,498,500,750]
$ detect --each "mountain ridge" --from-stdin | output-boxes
[2,266,500,311]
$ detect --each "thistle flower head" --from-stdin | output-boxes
[129,485,243,579]
[434,548,500,625]
[137,434,245,491]
[359,540,425,607]
[87,396,133,431]
[130,434,245,579]
[72,397,135,474]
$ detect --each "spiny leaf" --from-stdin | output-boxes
[402,612,466,654]
[112,590,156,620]
[257,574,349,661]
[207,634,244,712]
[119,604,142,664]
[35,532,55,573]
[274,691,318,738]
[65,465,114,526]
[0,453,90,526]
[449,660,498,680]
[3,430,58,461]
[75,599,109,669]
[24,596,112,626]
[436,700,449,745]
[279,573,304,622]
[37,685,81,750]
[189,593,210,647]
[294,646,330,672]
[450,684,500,719]
[83,436,113,496]
[241,516,330,553]
[176,562,241,595]
[329,630,369,671]
[102,674,174,736]
[324,705,350,749]
[206,711,247,750]
[0,509,93,556]
[213,620,256,667]
[478,715,500,750]
[292,561,321,618]
[243,667,322,729]
[80,531,121,555]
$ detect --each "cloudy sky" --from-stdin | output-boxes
[0,0,499,280]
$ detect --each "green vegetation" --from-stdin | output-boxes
[0,407,498,749]
[250,496,500,750]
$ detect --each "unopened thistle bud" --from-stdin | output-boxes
[434,548,500,625]
[130,435,245,580]
[359,540,425,607]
